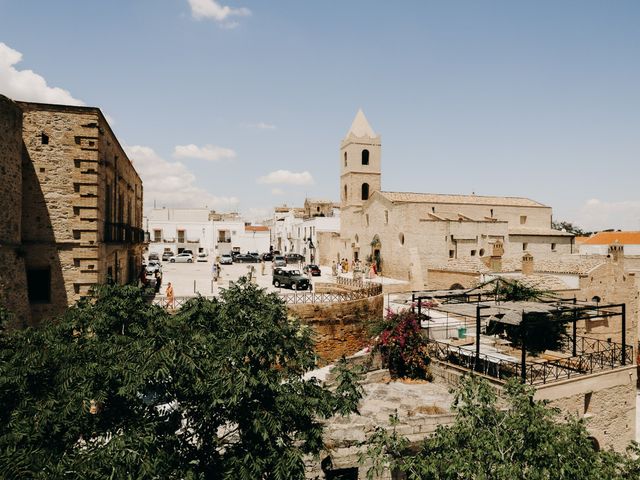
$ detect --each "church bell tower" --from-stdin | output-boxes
[340,109,381,210]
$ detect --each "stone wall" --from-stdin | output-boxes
[535,365,637,453]
[427,269,480,290]
[288,293,383,363]
[0,95,30,326]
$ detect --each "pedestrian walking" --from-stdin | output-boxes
[154,270,162,294]
[165,282,175,309]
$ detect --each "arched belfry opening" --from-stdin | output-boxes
[361,183,369,201]
[362,149,369,165]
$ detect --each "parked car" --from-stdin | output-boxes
[261,252,273,262]
[181,249,194,256]
[284,253,305,265]
[220,254,233,265]
[273,255,286,267]
[303,264,321,276]
[272,268,309,290]
[148,252,160,262]
[170,252,193,263]
[234,254,259,263]
[146,260,162,274]
[161,251,174,261]
[197,252,208,262]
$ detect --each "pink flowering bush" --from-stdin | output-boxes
[371,309,432,380]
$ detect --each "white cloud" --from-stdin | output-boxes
[0,42,84,105]
[173,143,237,162]
[244,121,277,130]
[575,198,640,231]
[271,188,285,195]
[126,145,238,211]
[187,0,250,26]
[243,207,271,223]
[257,169,314,186]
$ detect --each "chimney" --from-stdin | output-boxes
[522,252,534,275]
[490,240,504,273]
[608,242,624,266]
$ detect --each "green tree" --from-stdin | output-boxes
[0,279,362,479]
[552,220,587,236]
[363,375,640,480]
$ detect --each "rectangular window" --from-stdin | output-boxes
[551,243,556,251]
[153,229,162,242]
[449,249,455,258]
[177,230,185,243]
[522,242,528,251]
[470,250,476,256]
[27,268,51,303]
[385,210,389,224]
[520,215,527,225]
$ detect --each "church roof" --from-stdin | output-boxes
[379,191,547,208]
[345,109,377,138]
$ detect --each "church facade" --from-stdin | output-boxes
[329,110,574,287]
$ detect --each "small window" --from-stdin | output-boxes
[27,267,51,303]
[470,249,476,256]
[316,206,320,212]
[479,248,485,256]
[551,243,556,251]
[153,229,162,242]
[449,249,455,258]
[365,214,369,227]
[41,132,49,145]
[343,184,347,201]
[362,149,369,165]
[522,242,528,251]
[177,230,185,243]
[520,215,527,225]
[490,209,494,217]
[361,183,369,201]
[399,233,405,245]
[344,151,347,167]
[384,210,388,224]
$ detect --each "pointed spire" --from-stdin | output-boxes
[345,109,376,138]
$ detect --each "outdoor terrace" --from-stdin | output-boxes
[409,280,632,386]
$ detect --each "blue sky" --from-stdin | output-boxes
[1,0,639,230]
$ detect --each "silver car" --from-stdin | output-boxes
[273,255,286,267]
[170,252,193,263]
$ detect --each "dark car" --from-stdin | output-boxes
[234,254,260,263]
[261,252,273,262]
[161,251,174,261]
[148,252,160,262]
[303,264,321,276]
[272,268,309,290]
[284,253,305,265]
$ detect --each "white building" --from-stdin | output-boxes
[146,208,270,259]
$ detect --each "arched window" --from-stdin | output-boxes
[343,184,347,201]
[344,151,347,167]
[361,183,369,201]
[362,149,369,165]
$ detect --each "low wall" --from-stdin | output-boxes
[288,293,383,363]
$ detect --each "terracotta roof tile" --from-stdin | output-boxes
[582,231,640,245]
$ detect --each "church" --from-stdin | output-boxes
[328,110,574,287]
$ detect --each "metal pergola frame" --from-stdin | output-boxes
[410,278,628,382]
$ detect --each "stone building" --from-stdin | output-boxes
[0,95,145,326]
[330,110,574,286]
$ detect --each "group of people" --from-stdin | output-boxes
[139,265,164,294]
[331,258,377,279]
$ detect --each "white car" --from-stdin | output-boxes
[220,254,233,265]
[170,252,194,263]
[197,252,208,262]
[146,260,162,274]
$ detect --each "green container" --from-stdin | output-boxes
[457,327,467,339]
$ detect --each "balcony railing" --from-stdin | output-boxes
[104,222,145,244]
[426,335,633,386]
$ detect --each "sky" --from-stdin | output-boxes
[0,0,639,230]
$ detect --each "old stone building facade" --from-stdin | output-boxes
[330,110,574,287]
[0,95,144,326]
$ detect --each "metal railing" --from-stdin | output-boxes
[279,283,382,305]
[104,222,145,244]
[427,336,633,386]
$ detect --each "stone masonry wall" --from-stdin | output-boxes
[0,95,30,327]
[288,294,383,363]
